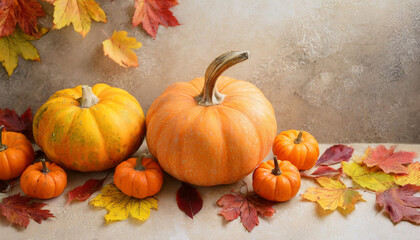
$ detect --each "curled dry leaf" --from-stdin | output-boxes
[90,184,158,223]
[376,184,420,224]
[0,193,54,228]
[302,177,364,215]
[363,145,417,174]
[132,0,180,39]
[300,166,342,179]
[176,182,203,219]
[102,31,142,68]
[342,162,395,192]
[217,187,276,232]
[316,144,354,166]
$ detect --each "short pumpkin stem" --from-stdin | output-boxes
[40,158,50,174]
[134,153,148,171]
[0,125,7,152]
[271,156,282,176]
[194,51,249,106]
[79,85,99,108]
[294,130,303,144]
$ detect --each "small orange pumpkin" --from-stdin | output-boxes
[114,154,163,199]
[20,158,67,199]
[272,130,319,170]
[252,156,301,202]
[0,125,34,180]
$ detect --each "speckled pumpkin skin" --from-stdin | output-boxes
[146,76,277,186]
[33,84,146,172]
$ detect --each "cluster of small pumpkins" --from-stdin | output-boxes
[0,51,319,202]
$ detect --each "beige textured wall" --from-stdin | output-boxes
[0,0,419,143]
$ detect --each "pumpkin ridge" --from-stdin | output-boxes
[88,109,109,169]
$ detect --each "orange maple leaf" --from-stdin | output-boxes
[0,0,45,37]
[363,145,417,174]
[132,0,180,39]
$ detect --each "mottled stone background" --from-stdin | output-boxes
[0,0,419,143]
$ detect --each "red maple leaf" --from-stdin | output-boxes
[0,0,45,37]
[363,145,417,174]
[0,193,54,228]
[176,182,203,219]
[376,184,420,224]
[67,175,109,205]
[217,188,276,232]
[316,144,354,166]
[132,0,180,39]
[0,108,33,141]
[300,166,343,179]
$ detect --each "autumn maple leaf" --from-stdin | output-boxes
[102,30,142,68]
[90,184,158,223]
[395,162,420,186]
[363,145,417,174]
[132,0,180,39]
[0,193,54,228]
[0,0,45,38]
[176,182,203,219]
[376,184,420,224]
[217,188,276,232]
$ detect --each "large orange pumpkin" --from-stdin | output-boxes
[33,83,146,172]
[0,125,34,180]
[146,51,277,186]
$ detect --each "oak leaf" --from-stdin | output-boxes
[376,184,420,224]
[67,175,108,205]
[363,145,417,174]
[176,182,203,219]
[300,166,342,179]
[0,193,54,228]
[132,0,180,39]
[90,184,158,223]
[395,162,420,186]
[52,0,107,37]
[0,108,33,140]
[342,162,395,192]
[102,30,142,67]
[0,0,45,37]
[316,144,354,166]
[217,188,276,232]
[0,29,42,76]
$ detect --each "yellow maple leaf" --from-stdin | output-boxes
[342,161,395,192]
[302,177,364,214]
[395,162,420,186]
[0,30,40,76]
[90,184,158,223]
[53,0,107,37]
[102,31,142,68]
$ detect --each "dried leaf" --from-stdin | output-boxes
[395,162,420,186]
[0,0,45,37]
[376,184,420,224]
[52,0,107,37]
[132,0,180,39]
[302,177,364,214]
[90,184,158,223]
[67,175,108,205]
[176,182,203,219]
[217,188,276,232]
[363,145,417,174]
[342,162,395,192]
[316,144,354,166]
[102,30,142,67]
[0,179,17,193]
[300,166,342,179]
[0,193,54,228]
[0,108,33,140]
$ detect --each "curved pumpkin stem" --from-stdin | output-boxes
[294,130,303,144]
[194,51,249,106]
[40,158,50,174]
[134,153,148,171]
[0,125,7,152]
[271,156,282,176]
[79,85,99,108]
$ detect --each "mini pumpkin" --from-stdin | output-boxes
[0,125,34,180]
[252,156,301,202]
[20,158,67,199]
[33,83,146,172]
[114,153,163,199]
[272,130,319,170]
[146,51,277,186]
